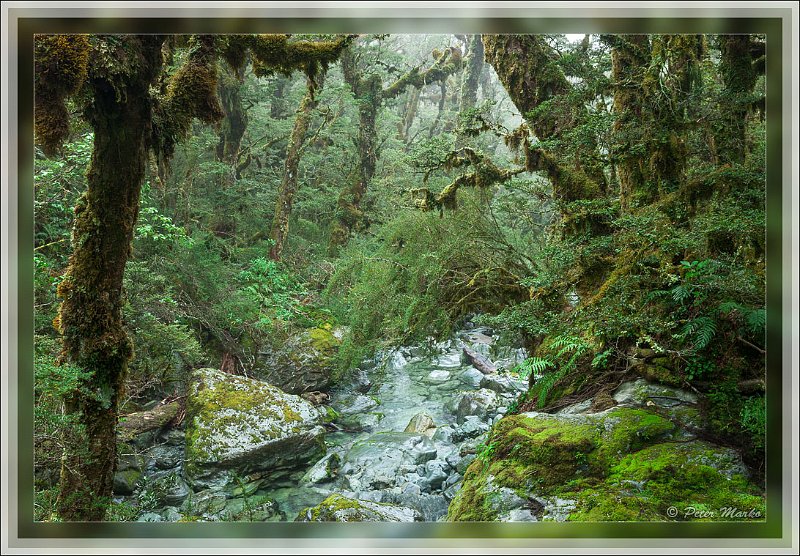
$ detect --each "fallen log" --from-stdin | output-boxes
[118,401,180,442]
[462,345,497,375]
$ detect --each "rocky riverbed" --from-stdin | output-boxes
[113,326,528,522]
[112,325,765,523]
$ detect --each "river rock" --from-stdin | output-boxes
[296,493,422,522]
[404,412,436,437]
[451,415,490,441]
[339,432,438,492]
[184,368,325,490]
[480,374,526,395]
[446,388,500,424]
[459,367,485,387]
[302,452,342,484]
[258,325,342,394]
[425,369,451,384]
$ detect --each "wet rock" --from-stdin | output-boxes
[185,369,325,491]
[480,374,526,395]
[333,393,380,415]
[425,369,451,384]
[113,468,143,495]
[339,432,438,492]
[137,512,163,522]
[459,367,485,387]
[303,452,342,484]
[432,425,456,443]
[382,491,449,522]
[451,416,490,441]
[353,369,372,393]
[424,461,449,491]
[447,388,500,424]
[404,412,436,437]
[160,506,183,522]
[296,493,422,522]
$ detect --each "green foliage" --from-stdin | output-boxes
[34,336,96,486]
[740,395,765,451]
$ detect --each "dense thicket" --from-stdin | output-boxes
[33,33,766,520]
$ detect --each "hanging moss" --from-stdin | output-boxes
[152,35,224,162]
[34,34,90,156]
[250,34,354,84]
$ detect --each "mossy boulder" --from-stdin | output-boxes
[185,368,325,490]
[258,325,343,394]
[296,493,422,522]
[447,402,764,522]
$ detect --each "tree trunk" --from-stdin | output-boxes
[428,81,448,138]
[269,76,323,261]
[54,48,158,519]
[609,35,650,210]
[400,86,421,142]
[329,64,380,252]
[216,64,248,170]
[717,35,756,166]
[456,34,484,146]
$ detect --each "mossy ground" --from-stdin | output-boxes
[447,407,764,522]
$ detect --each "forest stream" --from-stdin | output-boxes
[118,325,528,522]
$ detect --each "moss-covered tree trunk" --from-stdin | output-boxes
[54,36,164,521]
[216,64,248,169]
[608,35,650,210]
[330,43,462,251]
[269,76,323,261]
[399,86,421,142]
[456,34,484,146]
[717,35,756,166]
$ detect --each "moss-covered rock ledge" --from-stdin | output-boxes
[185,368,326,490]
[296,493,422,522]
[447,380,765,522]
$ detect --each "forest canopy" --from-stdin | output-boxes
[33,33,766,523]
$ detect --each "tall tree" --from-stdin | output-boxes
[329,41,462,252]
[35,33,353,520]
[269,74,326,261]
[455,34,484,146]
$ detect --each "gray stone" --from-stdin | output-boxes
[137,512,163,522]
[296,493,422,522]
[456,454,477,475]
[160,506,183,522]
[447,389,500,424]
[505,509,538,522]
[480,374,527,395]
[184,369,326,490]
[459,367,485,387]
[404,412,436,437]
[613,379,698,408]
[303,452,342,484]
[425,369,451,384]
[452,416,490,441]
[433,425,456,443]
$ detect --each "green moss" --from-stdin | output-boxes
[447,408,764,522]
[34,34,90,155]
[597,408,676,462]
[298,493,407,522]
[308,325,340,353]
[185,370,306,466]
